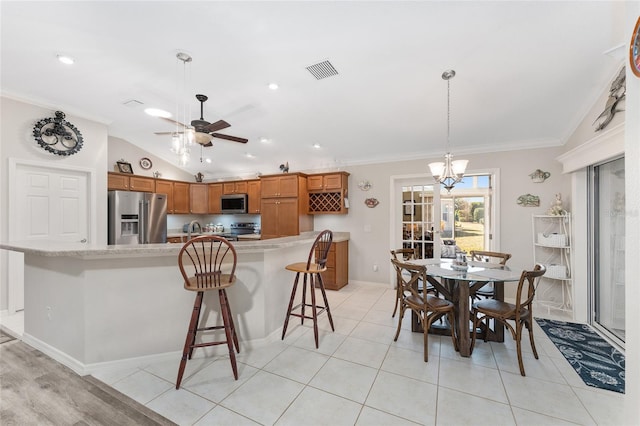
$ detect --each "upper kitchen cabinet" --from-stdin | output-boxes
[155,179,189,214]
[247,180,261,214]
[260,173,305,198]
[223,180,248,195]
[208,183,223,214]
[155,179,174,213]
[172,182,190,214]
[189,184,208,214]
[107,172,155,192]
[307,171,350,214]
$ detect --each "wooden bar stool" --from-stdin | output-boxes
[176,236,240,389]
[282,230,335,348]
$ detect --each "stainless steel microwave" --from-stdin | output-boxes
[221,193,248,214]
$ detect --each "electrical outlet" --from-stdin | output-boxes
[46,306,52,320]
[373,264,379,272]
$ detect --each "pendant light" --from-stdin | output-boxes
[429,69,468,192]
[171,52,194,166]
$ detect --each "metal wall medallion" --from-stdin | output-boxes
[32,111,83,156]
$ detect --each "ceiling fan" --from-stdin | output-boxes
[155,94,248,146]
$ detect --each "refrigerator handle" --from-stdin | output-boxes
[139,200,147,244]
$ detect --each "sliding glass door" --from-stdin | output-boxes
[591,156,625,345]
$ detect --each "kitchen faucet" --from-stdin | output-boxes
[187,220,202,240]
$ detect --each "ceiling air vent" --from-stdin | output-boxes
[306,60,339,80]
[122,99,144,108]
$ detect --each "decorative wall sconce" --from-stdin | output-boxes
[529,169,550,183]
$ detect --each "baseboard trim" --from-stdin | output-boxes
[21,326,286,377]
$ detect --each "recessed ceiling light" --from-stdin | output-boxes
[260,137,270,143]
[144,108,172,118]
[312,143,321,149]
[245,153,255,158]
[268,83,279,90]
[205,158,212,164]
[57,54,75,65]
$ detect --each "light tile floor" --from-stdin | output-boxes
[6,282,626,425]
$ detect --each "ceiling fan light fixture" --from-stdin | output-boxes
[195,131,213,145]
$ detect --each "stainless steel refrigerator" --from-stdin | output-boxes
[108,191,167,245]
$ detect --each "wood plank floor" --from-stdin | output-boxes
[0,333,175,426]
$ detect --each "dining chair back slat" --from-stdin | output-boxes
[390,259,458,362]
[471,264,546,376]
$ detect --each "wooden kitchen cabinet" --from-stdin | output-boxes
[167,237,184,244]
[223,180,248,195]
[189,184,208,214]
[154,179,174,213]
[318,240,349,290]
[247,180,261,214]
[308,171,349,214]
[108,172,155,192]
[260,173,304,198]
[108,172,130,190]
[172,182,190,214]
[260,198,300,239]
[307,172,346,191]
[208,183,223,214]
[129,176,155,192]
[260,173,312,239]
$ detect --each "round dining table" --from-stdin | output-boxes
[408,258,523,357]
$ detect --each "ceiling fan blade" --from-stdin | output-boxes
[155,131,185,135]
[202,141,213,147]
[160,117,188,127]
[210,133,248,143]
[204,119,231,133]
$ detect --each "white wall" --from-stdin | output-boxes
[1,96,109,310]
[108,136,193,182]
[315,146,569,294]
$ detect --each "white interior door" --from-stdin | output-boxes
[15,165,88,242]
[8,161,90,313]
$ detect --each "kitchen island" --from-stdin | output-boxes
[0,232,349,375]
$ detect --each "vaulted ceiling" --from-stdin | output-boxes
[0,1,627,179]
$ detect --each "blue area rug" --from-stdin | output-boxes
[535,318,625,394]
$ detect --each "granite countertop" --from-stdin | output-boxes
[0,231,349,259]
[166,231,262,240]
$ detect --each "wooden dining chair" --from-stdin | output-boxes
[471,264,546,376]
[469,250,512,300]
[390,248,438,317]
[391,259,457,362]
[176,236,240,389]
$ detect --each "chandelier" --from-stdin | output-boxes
[428,69,468,193]
[171,52,196,166]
